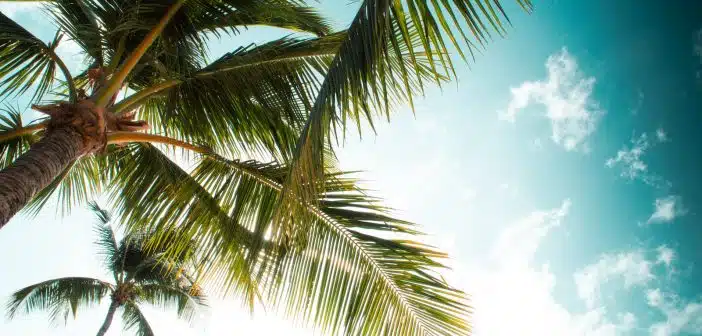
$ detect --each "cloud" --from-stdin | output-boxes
[647,196,686,224]
[647,289,702,336]
[606,133,650,180]
[499,48,603,151]
[656,245,676,268]
[468,200,643,335]
[647,288,664,307]
[576,310,637,336]
[491,199,570,267]
[574,250,655,309]
[656,128,669,142]
[606,132,669,187]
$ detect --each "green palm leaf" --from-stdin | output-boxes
[137,282,207,322]
[6,277,114,324]
[49,0,103,66]
[0,11,75,101]
[192,154,469,335]
[119,33,344,160]
[0,106,41,169]
[90,203,121,282]
[280,0,532,248]
[199,1,332,37]
[107,143,262,302]
[121,301,155,336]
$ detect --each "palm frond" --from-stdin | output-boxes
[114,227,198,285]
[6,277,113,324]
[0,106,40,170]
[121,301,155,336]
[199,1,333,37]
[87,0,229,94]
[136,282,206,323]
[120,33,344,160]
[89,203,121,282]
[49,0,103,66]
[0,12,75,101]
[106,143,261,302]
[89,201,112,225]
[188,154,470,335]
[280,0,532,247]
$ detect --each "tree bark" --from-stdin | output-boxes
[0,127,83,227]
[96,299,119,336]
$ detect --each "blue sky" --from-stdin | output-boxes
[1,0,702,335]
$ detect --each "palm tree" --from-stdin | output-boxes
[0,0,534,334]
[6,203,206,335]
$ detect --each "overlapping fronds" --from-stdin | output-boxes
[124,33,344,160]
[137,282,207,322]
[121,301,155,336]
[111,143,469,334]
[280,0,533,249]
[0,107,40,169]
[199,1,332,37]
[191,154,469,335]
[49,0,103,65]
[6,277,113,323]
[76,0,327,93]
[107,143,261,301]
[0,12,74,101]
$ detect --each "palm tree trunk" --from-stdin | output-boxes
[96,299,119,336]
[0,127,83,227]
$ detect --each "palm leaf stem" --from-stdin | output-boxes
[113,50,337,114]
[94,0,186,106]
[106,131,206,153]
[46,36,78,102]
[0,122,46,142]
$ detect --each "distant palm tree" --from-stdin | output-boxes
[5,203,205,336]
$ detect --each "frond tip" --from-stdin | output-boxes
[280,0,532,257]
[6,277,113,324]
[192,155,471,335]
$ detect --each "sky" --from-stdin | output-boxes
[1,0,702,335]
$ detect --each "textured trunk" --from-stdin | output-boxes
[96,299,119,336]
[0,127,83,227]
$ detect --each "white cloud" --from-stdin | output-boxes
[605,133,650,180]
[491,199,570,267]
[576,310,637,336]
[647,288,664,307]
[606,132,669,187]
[648,196,686,224]
[656,245,676,268]
[574,250,655,309]
[647,290,702,336]
[469,200,640,335]
[462,188,478,202]
[499,48,603,151]
[656,128,669,142]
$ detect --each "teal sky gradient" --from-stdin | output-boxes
[2,0,702,335]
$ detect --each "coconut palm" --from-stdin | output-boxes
[6,202,205,335]
[0,0,533,334]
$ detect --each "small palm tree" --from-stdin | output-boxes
[5,203,206,336]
